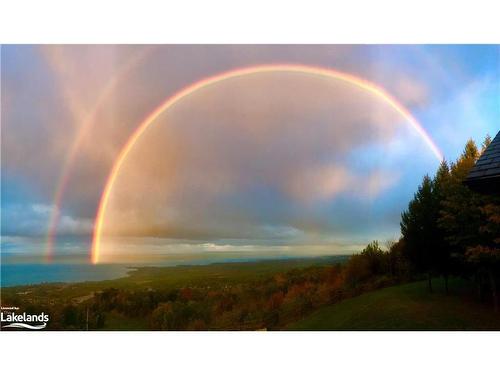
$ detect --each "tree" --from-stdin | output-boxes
[466,245,500,312]
[465,200,500,311]
[481,133,492,152]
[360,240,388,276]
[436,135,500,310]
[387,238,410,280]
[438,139,481,257]
[401,175,440,292]
[433,160,453,293]
[344,253,371,287]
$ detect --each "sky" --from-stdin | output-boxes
[1,45,499,263]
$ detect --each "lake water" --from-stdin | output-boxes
[1,252,335,287]
[1,263,133,287]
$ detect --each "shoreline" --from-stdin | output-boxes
[1,254,349,288]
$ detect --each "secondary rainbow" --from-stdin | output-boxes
[44,47,155,262]
[91,64,444,264]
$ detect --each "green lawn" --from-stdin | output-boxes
[289,278,500,330]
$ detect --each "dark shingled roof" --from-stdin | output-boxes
[464,130,500,195]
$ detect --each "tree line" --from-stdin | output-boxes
[399,135,499,310]
[28,259,398,330]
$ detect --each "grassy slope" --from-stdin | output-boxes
[289,278,500,330]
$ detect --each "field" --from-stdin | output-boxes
[289,278,500,330]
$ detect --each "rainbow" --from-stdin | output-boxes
[90,64,444,264]
[45,47,155,262]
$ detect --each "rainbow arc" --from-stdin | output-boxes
[89,64,443,264]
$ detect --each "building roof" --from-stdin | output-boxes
[464,130,500,195]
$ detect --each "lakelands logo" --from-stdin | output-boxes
[1,306,49,330]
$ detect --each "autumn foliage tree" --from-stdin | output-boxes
[438,139,482,255]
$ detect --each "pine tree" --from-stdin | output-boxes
[401,175,440,292]
[433,160,452,293]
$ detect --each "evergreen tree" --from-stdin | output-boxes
[401,175,440,291]
[433,160,453,292]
